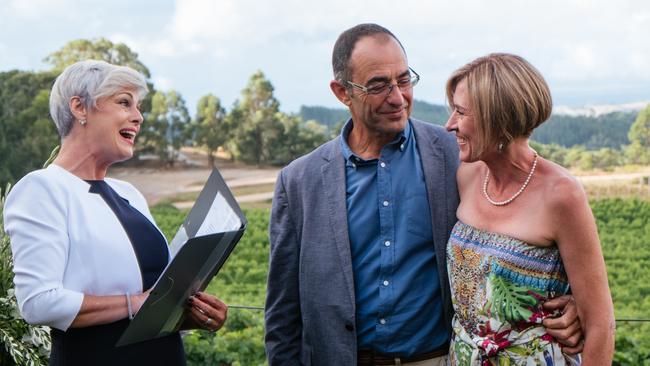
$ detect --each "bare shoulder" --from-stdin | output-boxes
[538,158,588,212]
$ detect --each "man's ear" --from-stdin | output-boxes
[69,96,87,122]
[330,80,352,107]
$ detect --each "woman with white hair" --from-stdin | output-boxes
[3,60,227,365]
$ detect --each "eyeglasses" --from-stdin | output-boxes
[346,67,420,98]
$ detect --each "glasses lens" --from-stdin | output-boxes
[367,84,389,95]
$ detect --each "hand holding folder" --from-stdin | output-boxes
[117,168,247,346]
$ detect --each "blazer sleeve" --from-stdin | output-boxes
[3,174,84,330]
[264,169,303,365]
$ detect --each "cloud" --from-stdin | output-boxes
[6,0,76,20]
[4,0,646,111]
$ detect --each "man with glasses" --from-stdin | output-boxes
[265,23,581,366]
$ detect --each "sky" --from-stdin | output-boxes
[1,0,648,115]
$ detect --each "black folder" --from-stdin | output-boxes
[117,168,247,346]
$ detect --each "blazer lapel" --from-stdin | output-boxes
[320,138,356,308]
[413,122,453,311]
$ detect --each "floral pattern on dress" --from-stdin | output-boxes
[446,221,581,366]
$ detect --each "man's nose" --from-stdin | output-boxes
[385,84,405,105]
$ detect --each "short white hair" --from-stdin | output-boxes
[49,60,148,138]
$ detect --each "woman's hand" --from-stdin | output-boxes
[131,290,151,316]
[183,292,228,332]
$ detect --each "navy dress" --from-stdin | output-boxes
[49,181,185,366]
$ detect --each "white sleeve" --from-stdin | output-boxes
[3,173,84,330]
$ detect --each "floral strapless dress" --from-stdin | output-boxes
[446,221,581,365]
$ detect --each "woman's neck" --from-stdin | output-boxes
[482,139,537,192]
[52,139,109,180]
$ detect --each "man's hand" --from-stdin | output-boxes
[542,295,584,354]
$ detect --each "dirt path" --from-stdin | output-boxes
[109,165,280,206]
[108,149,650,207]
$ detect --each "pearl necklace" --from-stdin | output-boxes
[483,152,538,206]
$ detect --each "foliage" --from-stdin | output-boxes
[228,71,328,165]
[274,116,328,164]
[409,99,450,126]
[0,184,51,366]
[0,70,58,184]
[532,111,637,149]
[530,141,626,171]
[229,71,285,165]
[298,105,349,130]
[152,206,269,366]
[44,38,151,78]
[151,198,650,365]
[591,198,650,364]
[192,94,230,167]
[4,37,645,173]
[142,90,191,166]
[625,104,650,165]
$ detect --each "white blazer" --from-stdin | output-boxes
[3,164,169,331]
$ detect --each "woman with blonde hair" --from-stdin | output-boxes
[444,53,614,365]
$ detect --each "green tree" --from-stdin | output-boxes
[230,71,285,165]
[276,116,328,164]
[0,71,58,185]
[193,94,229,167]
[592,148,623,171]
[625,104,650,164]
[143,90,190,166]
[44,38,151,78]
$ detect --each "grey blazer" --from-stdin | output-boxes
[265,119,460,366]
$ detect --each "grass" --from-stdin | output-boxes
[158,183,276,206]
[584,182,650,201]
[231,183,276,196]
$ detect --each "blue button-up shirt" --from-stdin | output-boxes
[340,119,448,357]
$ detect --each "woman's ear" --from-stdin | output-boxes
[330,80,352,107]
[69,96,87,122]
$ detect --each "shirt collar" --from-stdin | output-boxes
[339,118,411,164]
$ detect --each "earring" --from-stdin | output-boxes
[79,119,87,126]
[498,142,504,152]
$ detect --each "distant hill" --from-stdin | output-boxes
[410,100,450,125]
[299,100,640,150]
[298,105,350,128]
[532,111,637,149]
[298,99,450,129]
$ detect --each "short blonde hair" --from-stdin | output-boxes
[446,53,551,158]
[50,60,148,138]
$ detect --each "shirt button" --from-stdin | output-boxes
[383,280,389,286]
[384,240,391,247]
[379,318,386,325]
[383,200,389,207]
[380,162,386,168]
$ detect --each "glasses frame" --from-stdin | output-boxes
[346,67,420,97]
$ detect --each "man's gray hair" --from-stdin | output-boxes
[332,23,406,84]
[49,59,148,138]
